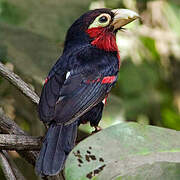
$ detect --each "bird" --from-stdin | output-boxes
[35,8,139,176]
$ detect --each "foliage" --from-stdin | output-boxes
[65,122,180,180]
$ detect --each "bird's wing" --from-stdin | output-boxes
[54,48,118,125]
[54,70,116,125]
[79,102,104,126]
[38,57,67,123]
[39,47,118,124]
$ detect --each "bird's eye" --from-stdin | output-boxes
[99,16,108,23]
[88,13,111,29]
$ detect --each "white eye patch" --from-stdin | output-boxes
[88,13,111,29]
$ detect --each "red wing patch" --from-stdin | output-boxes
[44,77,49,84]
[85,76,116,84]
[101,76,116,84]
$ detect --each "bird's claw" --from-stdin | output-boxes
[92,126,102,134]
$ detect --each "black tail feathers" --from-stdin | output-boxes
[35,121,78,176]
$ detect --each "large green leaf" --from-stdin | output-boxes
[65,122,180,180]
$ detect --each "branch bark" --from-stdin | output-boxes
[0,134,41,151]
[0,150,26,180]
[0,62,39,105]
[0,151,17,180]
[0,108,38,166]
[0,108,27,135]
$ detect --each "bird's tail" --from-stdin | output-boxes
[35,121,78,176]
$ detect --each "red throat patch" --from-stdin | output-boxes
[86,27,118,52]
[86,27,120,68]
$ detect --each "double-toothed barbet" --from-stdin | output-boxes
[35,8,139,176]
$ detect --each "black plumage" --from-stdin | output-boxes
[36,8,119,176]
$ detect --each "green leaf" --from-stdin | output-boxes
[161,107,180,130]
[116,162,180,180]
[65,122,180,180]
[140,36,160,61]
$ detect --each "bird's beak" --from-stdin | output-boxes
[111,9,140,30]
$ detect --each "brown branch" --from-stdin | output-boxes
[0,134,41,151]
[0,108,38,166]
[0,150,26,180]
[0,150,17,180]
[0,108,27,135]
[0,62,39,104]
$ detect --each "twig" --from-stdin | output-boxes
[0,150,26,180]
[0,150,17,180]
[0,134,41,151]
[0,108,27,135]
[0,62,39,104]
[0,108,38,166]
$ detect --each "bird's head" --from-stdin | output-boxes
[64,8,139,52]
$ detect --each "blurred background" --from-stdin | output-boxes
[0,0,180,179]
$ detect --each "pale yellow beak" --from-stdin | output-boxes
[111,9,140,30]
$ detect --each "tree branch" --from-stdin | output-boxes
[0,150,26,180]
[0,108,38,166]
[0,108,27,135]
[0,134,41,151]
[0,62,39,105]
[0,150,17,180]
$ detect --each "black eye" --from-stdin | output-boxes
[99,16,108,23]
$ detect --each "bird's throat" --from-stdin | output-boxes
[86,27,118,52]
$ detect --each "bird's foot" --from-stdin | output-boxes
[92,126,102,134]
